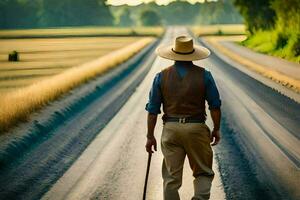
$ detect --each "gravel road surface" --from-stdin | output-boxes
[1,27,299,200]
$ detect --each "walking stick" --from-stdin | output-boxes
[143,152,152,200]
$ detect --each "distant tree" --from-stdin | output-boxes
[233,0,276,33]
[40,0,114,27]
[118,8,134,26]
[140,10,162,26]
[0,0,8,28]
[158,1,201,25]
[0,0,40,29]
[38,0,66,27]
[110,1,242,26]
[196,0,242,25]
[0,0,114,28]
[97,0,114,26]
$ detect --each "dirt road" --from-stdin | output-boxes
[42,27,225,200]
[1,27,299,200]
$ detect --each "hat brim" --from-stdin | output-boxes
[155,44,211,61]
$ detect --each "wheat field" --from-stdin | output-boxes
[0,37,154,133]
[0,26,164,38]
[191,24,246,36]
[0,37,141,93]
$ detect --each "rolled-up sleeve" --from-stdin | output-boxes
[204,70,221,110]
[145,73,162,114]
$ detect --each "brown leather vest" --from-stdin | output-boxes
[160,64,206,120]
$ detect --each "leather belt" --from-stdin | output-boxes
[164,116,205,124]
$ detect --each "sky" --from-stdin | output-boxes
[106,0,216,6]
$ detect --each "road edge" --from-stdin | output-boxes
[200,37,300,103]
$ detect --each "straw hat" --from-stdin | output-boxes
[155,35,210,61]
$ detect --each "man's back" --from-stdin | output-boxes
[160,64,206,119]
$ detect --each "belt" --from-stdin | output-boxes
[164,116,205,124]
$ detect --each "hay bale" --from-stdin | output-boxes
[8,51,19,62]
[217,29,223,36]
[131,29,138,36]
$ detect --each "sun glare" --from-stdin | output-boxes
[106,0,210,6]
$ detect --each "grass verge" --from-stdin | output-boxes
[0,37,154,133]
[205,36,300,93]
[241,30,300,63]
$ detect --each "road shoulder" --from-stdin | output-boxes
[201,36,300,103]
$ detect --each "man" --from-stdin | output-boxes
[145,36,221,200]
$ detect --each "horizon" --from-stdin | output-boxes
[106,0,218,6]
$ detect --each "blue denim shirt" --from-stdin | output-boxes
[145,63,221,114]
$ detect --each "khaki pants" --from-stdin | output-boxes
[161,122,214,200]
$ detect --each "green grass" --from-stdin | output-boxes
[241,30,300,63]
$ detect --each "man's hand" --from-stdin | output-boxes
[210,108,221,146]
[145,137,157,153]
[146,113,158,153]
[211,129,220,146]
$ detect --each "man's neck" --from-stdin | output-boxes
[174,61,193,67]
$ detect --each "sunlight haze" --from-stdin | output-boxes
[106,0,214,6]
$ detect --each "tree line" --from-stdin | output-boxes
[233,0,299,34]
[0,0,114,29]
[112,1,242,26]
[0,0,242,29]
